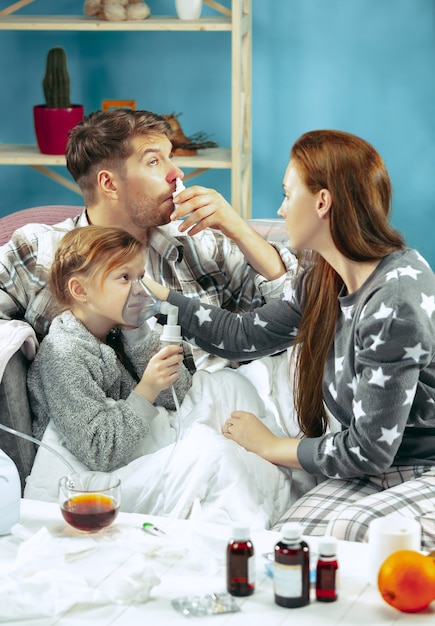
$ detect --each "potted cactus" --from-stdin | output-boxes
[33,47,84,155]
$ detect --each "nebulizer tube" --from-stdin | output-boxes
[0,422,76,474]
[122,277,184,513]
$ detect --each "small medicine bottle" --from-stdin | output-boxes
[315,538,338,602]
[274,522,310,608]
[226,525,255,596]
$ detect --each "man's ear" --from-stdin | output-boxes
[98,169,118,199]
[316,188,332,220]
[68,277,88,304]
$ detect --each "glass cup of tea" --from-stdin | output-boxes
[59,472,121,533]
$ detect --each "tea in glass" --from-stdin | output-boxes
[59,472,121,533]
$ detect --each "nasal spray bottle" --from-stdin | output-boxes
[173,177,185,209]
[173,178,194,224]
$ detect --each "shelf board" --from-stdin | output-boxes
[0,15,232,31]
[0,144,232,169]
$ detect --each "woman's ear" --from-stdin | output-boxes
[316,188,332,220]
[68,277,88,304]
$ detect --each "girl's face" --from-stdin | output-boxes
[85,251,146,334]
[277,161,328,252]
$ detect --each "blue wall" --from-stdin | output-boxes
[1,0,435,264]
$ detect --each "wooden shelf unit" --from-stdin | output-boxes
[0,0,252,218]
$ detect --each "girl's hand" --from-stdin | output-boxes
[222,411,278,460]
[135,344,184,403]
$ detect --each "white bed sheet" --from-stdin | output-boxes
[24,357,314,529]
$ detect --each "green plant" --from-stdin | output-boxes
[42,46,71,109]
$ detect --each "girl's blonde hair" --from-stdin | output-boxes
[290,130,405,437]
[49,225,144,310]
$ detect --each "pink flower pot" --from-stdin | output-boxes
[33,104,84,155]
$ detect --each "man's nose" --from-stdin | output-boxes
[167,164,184,183]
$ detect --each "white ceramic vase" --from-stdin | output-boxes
[175,0,202,20]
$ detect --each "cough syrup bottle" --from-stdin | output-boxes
[274,522,310,608]
[226,525,255,596]
[316,538,338,602]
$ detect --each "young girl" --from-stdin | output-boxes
[142,130,435,549]
[26,225,293,527]
[28,225,194,471]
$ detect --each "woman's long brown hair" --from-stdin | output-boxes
[290,130,405,437]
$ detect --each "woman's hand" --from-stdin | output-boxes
[140,276,170,303]
[135,344,184,403]
[171,185,286,279]
[222,411,277,459]
[222,410,302,469]
[171,185,243,239]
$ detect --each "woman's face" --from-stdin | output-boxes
[278,161,327,251]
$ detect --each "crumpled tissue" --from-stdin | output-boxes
[0,524,160,620]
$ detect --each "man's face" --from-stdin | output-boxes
[114,134,183,232]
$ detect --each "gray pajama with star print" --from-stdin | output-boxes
[168,248,435,478]
[168,248,435,549]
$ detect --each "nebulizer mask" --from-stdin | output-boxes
[122,277,181,345]
[122,277,184,513]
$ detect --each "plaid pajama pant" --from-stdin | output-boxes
[274,465,435,551]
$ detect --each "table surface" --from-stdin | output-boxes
[0,499,433,625]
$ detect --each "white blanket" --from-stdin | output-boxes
[25,363,305,529]
[0,319,38,381]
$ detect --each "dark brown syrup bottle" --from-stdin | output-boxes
[274,522,310,608]
[316,538,338,602]
[226,525,255,596]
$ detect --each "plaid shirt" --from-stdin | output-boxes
[0,210,294,368]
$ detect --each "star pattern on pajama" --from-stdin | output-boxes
[317,257,435,474]
[173,252,435,478]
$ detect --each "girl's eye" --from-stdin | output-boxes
[149,158,158,167]
[120,274,129,282]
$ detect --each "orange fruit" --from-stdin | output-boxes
[377,549,435,613]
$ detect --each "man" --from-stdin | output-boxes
[0,109,294,363]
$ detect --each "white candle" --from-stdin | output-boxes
[367,514,421,586]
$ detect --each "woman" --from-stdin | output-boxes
[143,130,435,549]
[26,226,293,527]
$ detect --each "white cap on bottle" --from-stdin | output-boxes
[281,522,303,542]
[231,525,250,541]
[318,537,337,556]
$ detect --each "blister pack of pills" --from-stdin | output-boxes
[172,592,240,617]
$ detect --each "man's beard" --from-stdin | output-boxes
[126,194,171,230]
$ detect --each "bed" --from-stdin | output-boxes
[0,209,316,529]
